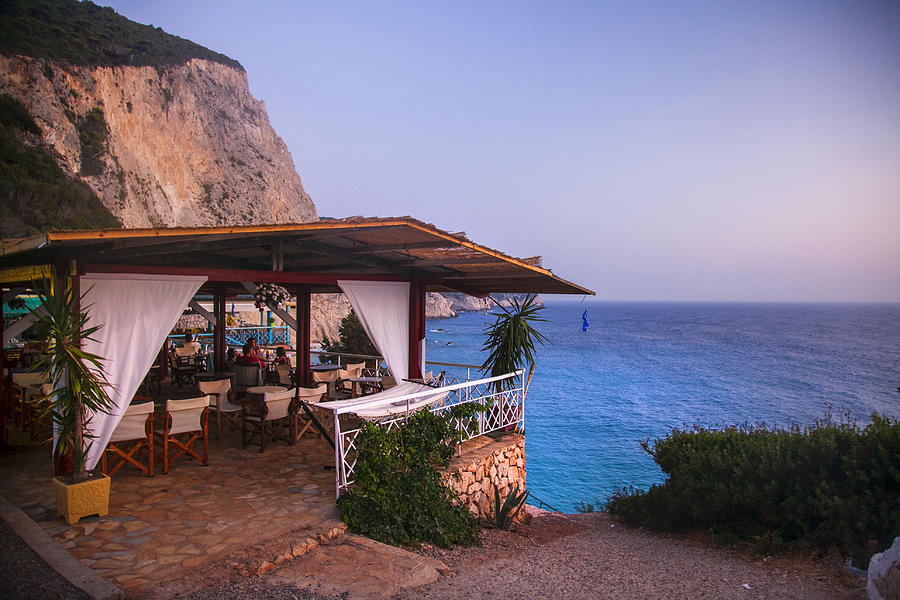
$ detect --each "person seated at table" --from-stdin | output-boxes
[178,333,201,355]
[225,347,238,371]
[235,341,264,368]
[273,346,290,366]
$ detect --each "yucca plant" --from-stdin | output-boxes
[30,283,114,481]
[480,294,548,391]
[493,484,529,529]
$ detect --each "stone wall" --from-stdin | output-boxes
[442,433,526,522]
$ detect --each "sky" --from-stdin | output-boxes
[100,1,900,302]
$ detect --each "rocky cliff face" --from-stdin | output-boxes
[0,54,317,227]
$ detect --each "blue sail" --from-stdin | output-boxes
[582,310,589,332]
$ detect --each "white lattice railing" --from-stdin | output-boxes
[323,369,525,497]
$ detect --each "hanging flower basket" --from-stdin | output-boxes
[253,283,290,309]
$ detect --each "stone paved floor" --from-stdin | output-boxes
[0,424,344,599]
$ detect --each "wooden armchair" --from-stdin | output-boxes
[293,384,328,440]
[11,371,47,430]
[101,401,155,476]
[336,362,366,395]
[241,386,298,452]
[275,364,293,387]
[159,396,210,474]
[169,352,198,387]
[24,382,53,442]
[313,369,344,400]
[199,378,240,439]
[233,363,263,400]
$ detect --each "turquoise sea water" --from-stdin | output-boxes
[425,300,900,512]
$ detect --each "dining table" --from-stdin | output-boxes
[346,376,383,398]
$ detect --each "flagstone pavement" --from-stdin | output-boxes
[0,427,346,599]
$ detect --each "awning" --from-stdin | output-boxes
[0,217,594,297]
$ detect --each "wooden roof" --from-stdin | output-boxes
[0,217,594,296]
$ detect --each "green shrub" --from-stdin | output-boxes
[337,404,483,548]
[321,310,378,361]
[606,413,900,566]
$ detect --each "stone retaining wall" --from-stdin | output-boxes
[442,433,526,522]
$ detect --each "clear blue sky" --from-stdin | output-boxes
[101,1,900,302]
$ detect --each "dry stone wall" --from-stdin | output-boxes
[442,433,526,522]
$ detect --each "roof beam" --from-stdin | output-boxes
[344,241,452,255]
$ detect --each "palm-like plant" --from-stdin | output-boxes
[31,284,114,481]
[480,294,548,390]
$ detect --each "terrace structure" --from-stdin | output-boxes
[0,216,593,596]
[1,216,592,474]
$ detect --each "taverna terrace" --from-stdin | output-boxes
[0,216,593,597]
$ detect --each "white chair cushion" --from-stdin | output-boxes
[12,372,47,387]
[294,384,327,402]
[247,386,295,421]
[166,396,209,435]
[198,378,231,396]
[110,402,155,442]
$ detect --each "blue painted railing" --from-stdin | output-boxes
[167,326,290,349]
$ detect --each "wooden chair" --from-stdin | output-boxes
[199,378,240,439]
[169,352,198,387]
[24,382,53,442]
[336,362,366,395]
[313,369,344,400]
[241,386,297,452]
[101,401,155,476]
[233,363,263,400]
[293,384,328,440]
[275,364,293,387]
[381,375,397,390]
[11,372,47,430]
[159,396,209,474]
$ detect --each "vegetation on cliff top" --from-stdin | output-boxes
[0,94,120,237]
[0,0,242,70]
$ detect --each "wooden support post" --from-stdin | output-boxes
[0,292,6,449]
[296,286,311,387]
[408,278,425,380]
[214,288,226,372]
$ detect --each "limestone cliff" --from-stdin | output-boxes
[0,54,317,227]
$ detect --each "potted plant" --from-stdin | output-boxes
[31,283,115,525]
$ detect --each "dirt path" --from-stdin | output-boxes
[395,512,865,600]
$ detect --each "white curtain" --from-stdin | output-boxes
[79,273,206,470]
[338,280,410,381]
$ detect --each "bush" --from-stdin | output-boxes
[337,404,483,548]
[321,310,378,360]
[606,413,900,566]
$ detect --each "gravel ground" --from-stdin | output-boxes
[0,510,867,600]
[178,580,340,600]
[0,519,91,600]
[395,512,866,600]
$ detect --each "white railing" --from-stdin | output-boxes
[311,350,480,383]
[323,369,525,497]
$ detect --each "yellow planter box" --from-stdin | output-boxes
[53,474,110,525]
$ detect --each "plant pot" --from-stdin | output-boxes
[53,473,110,525]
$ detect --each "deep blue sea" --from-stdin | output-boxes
[426,300,900,512]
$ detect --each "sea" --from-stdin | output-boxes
[425,300,900,512]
